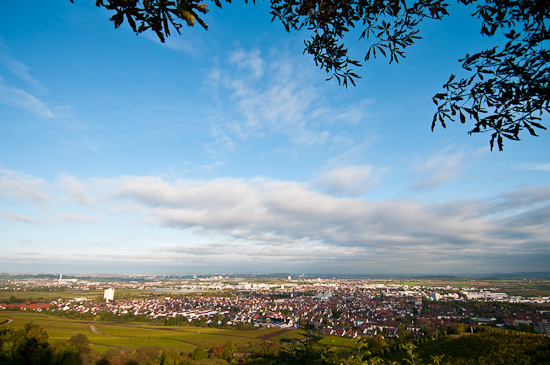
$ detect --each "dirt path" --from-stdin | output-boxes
[0,318,12,326]
[89,324,106,335]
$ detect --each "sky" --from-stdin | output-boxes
[0,1,548,276]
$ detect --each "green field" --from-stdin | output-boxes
[393,278,550,297]
[0,315,9,325]
[320,335,355,348]
[0,290,104,302]
[0,288,173,302]
[399,281,426,286]
[270,329,300,341]
[0,311,287,353]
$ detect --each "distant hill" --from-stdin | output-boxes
[2,271,550,280]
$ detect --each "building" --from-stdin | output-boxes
[533,320,550,334]
[104,288,115,302]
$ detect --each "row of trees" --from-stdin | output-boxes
[0,323,92,365]
[277,324,550,364]
[1,321,549,364]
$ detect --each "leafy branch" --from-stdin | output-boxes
[432,0,549,150]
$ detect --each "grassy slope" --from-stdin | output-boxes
[0,311,284,353]
[320,335,355,348]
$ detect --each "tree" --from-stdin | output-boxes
[420,324,433,336]
[132,346,162,363]
[49,341,81,365]
[74,0,548,150]
[400,342,419,365]
[161,350,191,364]
[398,323,414,341]
[221,341,236,361]
[431,354,445,365]
[23,322,49,346]
[68,333,91,354]
[191,346,207,360]
[0,323,51,364]
[278,324,327,363]
[431,0,549,150]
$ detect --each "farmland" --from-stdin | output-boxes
[2,274,550,363]
[0,311,296,353]
[0,288,159,303]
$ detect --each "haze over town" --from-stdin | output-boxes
[0,1,549,275]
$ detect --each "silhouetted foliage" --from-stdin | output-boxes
[413,331,550,364]
[432,0,549,150]
[72,0,549,150]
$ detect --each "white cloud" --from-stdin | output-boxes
[110,175,549,259]
[205,67,221,88]
[58,174,93,206]
[208,122,237,151]
[59,213,101,223]
[1,211,37,224]
[484,186,550,222]
[0,169,52,204]
[313,98,375,127]
[0,54,46,92]
[206,47,372,152]
[0,79,55,119]
[229,48,264,79]
[316,165,384,196]
[413,149,466,189]
[519,163,550,172]
[0,46,55,118]
[2,169,549,273]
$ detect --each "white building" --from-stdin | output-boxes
[104,288,115,302]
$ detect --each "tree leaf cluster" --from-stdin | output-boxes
[432,0,549,150]
[0,323,82,365]
[270,0,449,87]
[70,0,225,42]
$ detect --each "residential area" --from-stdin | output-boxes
[2,274,550,338]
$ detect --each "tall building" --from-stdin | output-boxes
[104,288,115,302]
[534,321,550,334]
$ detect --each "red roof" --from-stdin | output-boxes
[1,303,50,310]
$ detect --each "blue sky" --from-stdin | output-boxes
[0,1,548,275]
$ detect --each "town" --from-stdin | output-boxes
[2,273,550,339]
